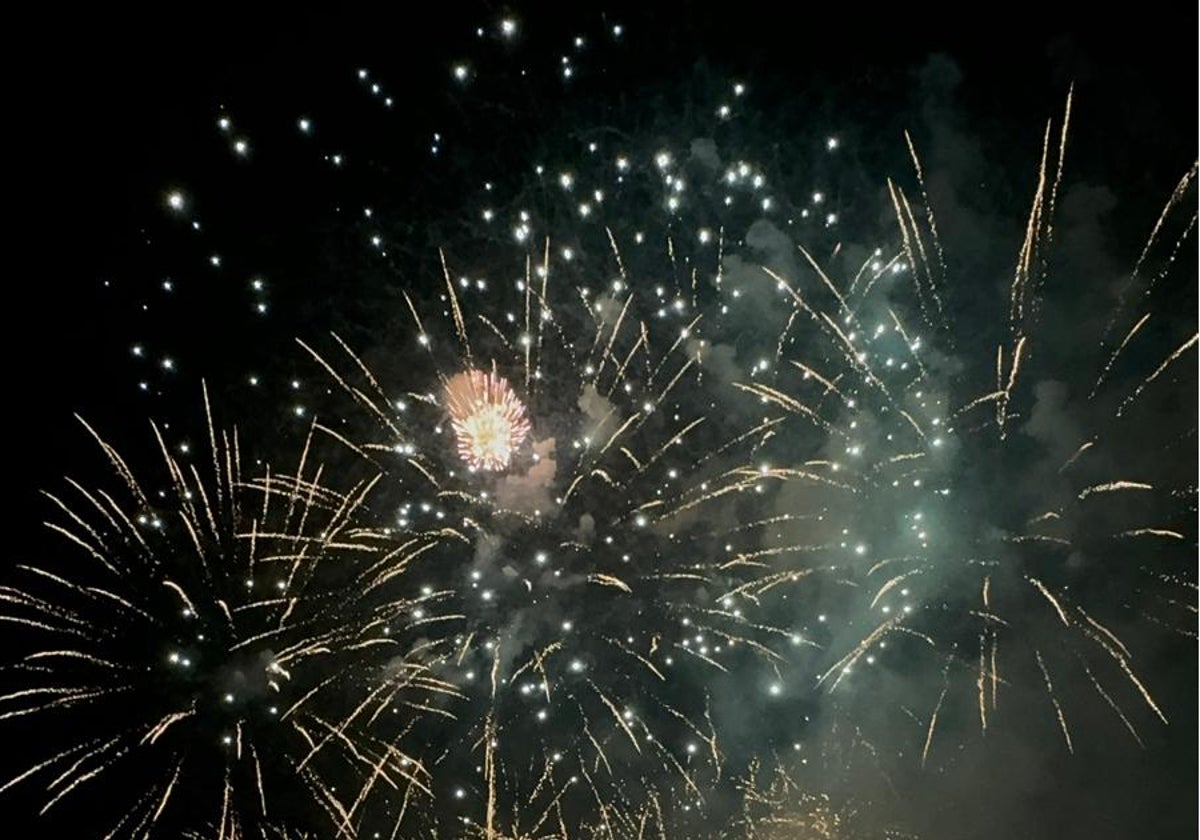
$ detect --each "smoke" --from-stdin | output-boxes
[494,436,558,515]
[577,382,618,441]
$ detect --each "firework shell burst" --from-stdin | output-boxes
[296,223,773,833]
[731,94,1197,764]
[4,10,1197,840]
[0,387,461,836]
[444,370,533,472]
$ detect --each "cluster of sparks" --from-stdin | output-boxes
[3,11,1195,840]
[444,370,533,472]
[728,93,1196,765]
[0,388,453,836]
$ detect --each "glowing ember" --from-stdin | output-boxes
[443,369,531,471]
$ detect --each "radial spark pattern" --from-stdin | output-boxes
[0,391,458,836]
[444,370,533,472]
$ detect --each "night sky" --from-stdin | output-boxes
[8,4,1197,838]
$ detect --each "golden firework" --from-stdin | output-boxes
[444,369,532,471]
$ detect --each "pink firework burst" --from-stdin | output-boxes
[443,369,532,471]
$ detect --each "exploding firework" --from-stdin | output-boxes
[273,55,869,830]
[719,93,1197,762]
[297,239,756,833]
[0,389,457,836]
[444,369,533,471]
[722,760,915,840]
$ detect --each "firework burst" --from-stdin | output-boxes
[0,388,456,837]
[298,246,752,833]
[724,92,1197,761]
[444,369,533,472]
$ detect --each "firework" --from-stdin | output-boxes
[298,249,751,833]
[271,60,864,830]
[0,388,455,836]
[723,93,1197,762]
[723,759,914,840]
[444,369,533,472]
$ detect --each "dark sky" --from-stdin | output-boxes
[8,3,1197,838]
[13,4,1197,463]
